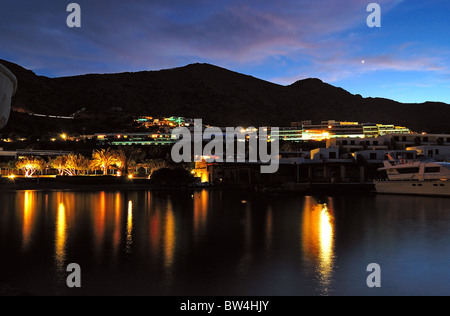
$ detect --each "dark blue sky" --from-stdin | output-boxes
[1,0,449,103]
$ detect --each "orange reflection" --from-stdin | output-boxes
[93,192,106,252]
[193,190,208,239]
[126,200,133,253]
[55,202,67,271]
[302,196,335,295]
[164,203,176,269]
[148,197,162,258]
[21,191,36,251]
[112,193,122,259]
[89,192,128,261]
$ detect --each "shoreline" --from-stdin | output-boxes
[0,176,186,192]
[0,176,376,195]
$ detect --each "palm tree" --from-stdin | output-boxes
[64,154,78,176]
[113,146,143,176]
[50,156,67,176]
[65,154,91,176]
[91,148,116,175]
[76,154,91,175]
[49,154,91,176]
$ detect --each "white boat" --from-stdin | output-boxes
[375,154,450,197]
[0,63,17,129]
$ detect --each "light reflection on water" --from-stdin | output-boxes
[21,190,36,252]
[55,201,67,273]
[126,200,133,254]
[1,190,450,296]
[301,196,335,295]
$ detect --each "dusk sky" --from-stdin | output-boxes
[1,0,449,104]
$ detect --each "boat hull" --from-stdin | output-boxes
[375,181,450,197]
[0,63,17,129]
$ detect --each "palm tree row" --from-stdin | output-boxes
[12,147,144,177]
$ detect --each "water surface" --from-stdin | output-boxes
[1,189,450,296]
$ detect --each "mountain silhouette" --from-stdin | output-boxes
[1,59,449,136]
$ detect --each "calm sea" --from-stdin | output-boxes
[1,189,450,296]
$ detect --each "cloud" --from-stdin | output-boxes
[0,0,400,76]
[0,0,446,97]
